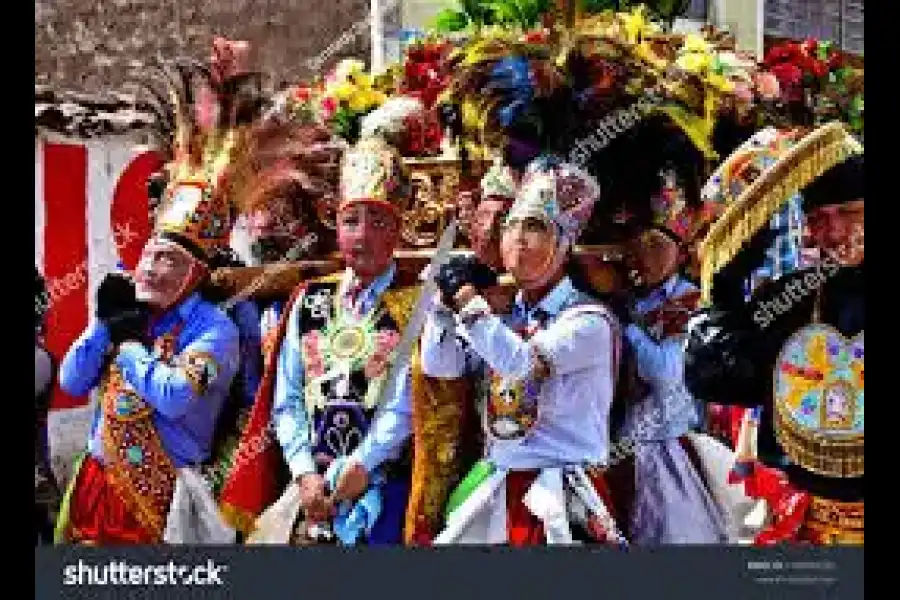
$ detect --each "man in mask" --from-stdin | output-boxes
[685,127,864,545]
[56,175,242,544]
[422,159,627,546]
[220,119,467,545]
[615,172,730,545]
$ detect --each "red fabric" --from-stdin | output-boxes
[43,142,89,411]
[218,283,308,528]
[505,470,621,546]
[738,461,811,546]
[506,471,544,546]
[67,456,156,544]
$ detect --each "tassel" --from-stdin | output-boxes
[728,407,760,484]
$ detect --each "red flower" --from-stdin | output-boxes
[320,96,338,121]
[800,38,818,57]
[764,42,801,67]
[827,51,845,71]
[769,62,804,101]
[521,29,549,44]
[293,86,311,103]
[809,58,829,79]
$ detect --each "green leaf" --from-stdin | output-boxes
[434,9,470,33]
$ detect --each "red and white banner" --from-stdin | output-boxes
[35,134,162,410]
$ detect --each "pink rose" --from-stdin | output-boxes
[754,72,781,101]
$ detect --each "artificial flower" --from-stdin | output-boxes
[335,58,366,81]
[676,52,711,74]
[328,82,356,102]
[754,71,781,101]
[292,86,312,103]
[321,95,338,121]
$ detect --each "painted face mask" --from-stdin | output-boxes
[336,202,401,279]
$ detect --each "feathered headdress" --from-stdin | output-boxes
[339,96,417,214]
[135,39,265,263]
[439,34,570,161]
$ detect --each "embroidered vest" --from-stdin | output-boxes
[99,326,182,542]
[297,279,412,477]
[483,301,620,443]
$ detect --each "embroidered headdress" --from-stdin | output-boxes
[506,156,601,245]
[479,157,518,201]
[698,121,863,303]
[339,97,415,214]
[138,39,266,264]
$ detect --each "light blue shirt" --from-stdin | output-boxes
[274,262,413,478]
[421,277,618,470]
[59,293,241,467]
[621,275,700,441]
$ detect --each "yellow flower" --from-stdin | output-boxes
[619,5,657,44]
[681,34,712,55]
[328,81,356,102]
[335,59,366,82]
[677,52,711,74]
[706,73,734,93]
[348,90,372,112]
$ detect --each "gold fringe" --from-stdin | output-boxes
[405,361,474,544]
[804,496,864,544]
[219,501,259,536]
[699,122,862,304]
[773,400,864,479]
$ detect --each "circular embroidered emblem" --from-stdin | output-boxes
[773,324,863,477]
[331,326,366,361]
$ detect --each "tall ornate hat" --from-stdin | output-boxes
[698,121,863,303]
[339,133,412,215]
[506,157,601,244]
[138,39,266,265]
[479,157,518,201]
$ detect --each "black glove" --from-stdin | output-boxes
[683,306,760,407]
[435,255,499,309]
[96,273,150,346]
[106,306,151,347]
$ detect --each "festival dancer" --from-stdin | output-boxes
[219,99,470,545]
[51,49,277,543]
[55,156,243,545]
[685,123,864,545]
[422,159,627,546]
[616,182,730,544]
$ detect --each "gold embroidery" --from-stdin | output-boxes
[100,365,176,542]
[803,496,864,545]
[176,351,220,397]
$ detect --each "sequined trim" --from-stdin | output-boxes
[100,365,176,542]
[803,496,864,545]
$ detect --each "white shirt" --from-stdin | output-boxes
[421,277,619,470]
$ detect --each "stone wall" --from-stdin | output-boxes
[35,0,371,93]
